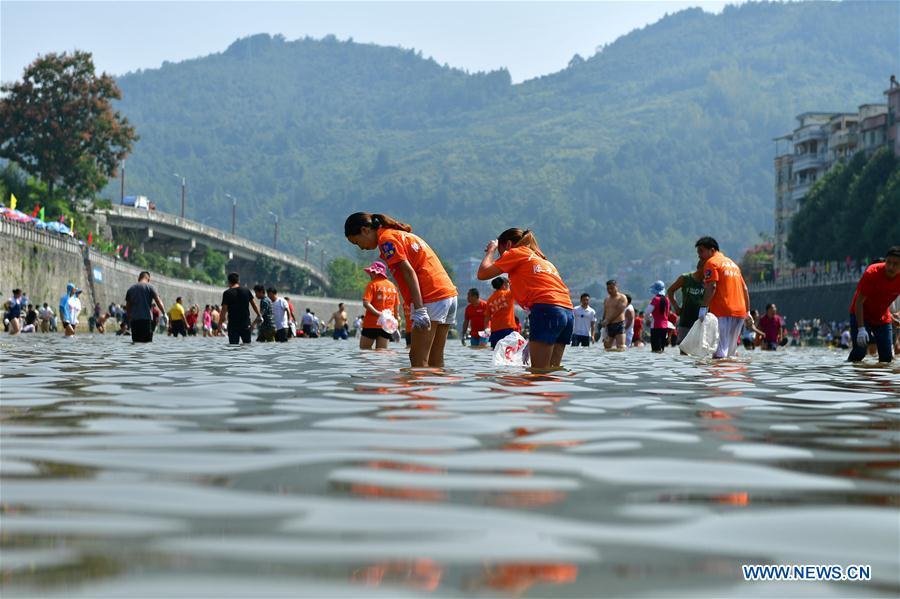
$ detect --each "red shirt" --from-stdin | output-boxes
[464,300,488,336]
[849,263,900,325]
[633,316,643,338]
[759,314,783,342]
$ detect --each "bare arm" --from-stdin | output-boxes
[477,240,502,280]
[362,301,381,317]
[396,261,424,309]
[855,294,866,327]
[742,278,751,317]
[250,298,261,318]
[218,304,228,328]
[154,294,165,314]
[701,281,717,307]
[667,276,684,315]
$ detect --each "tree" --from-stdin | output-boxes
[202,249,227,284]
[0,51,137,203]
[327,257,369,298]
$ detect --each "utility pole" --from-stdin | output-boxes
[320,249,325,272]
[120,160,125,204]
[268,211,279,250]
[173,173,186,218]
[226,193,237,235]
[305,238,310,262]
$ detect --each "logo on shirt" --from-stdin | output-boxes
[705,268,713,279]
[380,242,396,259]
[410,242,421,252]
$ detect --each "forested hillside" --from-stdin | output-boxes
[109,1,898,286]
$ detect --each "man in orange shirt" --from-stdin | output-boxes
[460,288,488,347]
[484,277,517,349]
[695,236,751,359]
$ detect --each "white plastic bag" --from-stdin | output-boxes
[377,310,399,334]
[678,313,719,358]
[493,331,529,366]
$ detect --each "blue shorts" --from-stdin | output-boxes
[529,304,574,345]
[489,328,515,349]
[470,336,486,347]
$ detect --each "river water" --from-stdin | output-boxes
[1,336,898,597]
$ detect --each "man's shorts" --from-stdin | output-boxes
[470,335,486,347]
[362,328,393,340]
[131,319,154,343]
[422,296,458,325]
[571,334,591,347]
[333,328,349,340]
[529,304,575,345]
[257,329,276,342]
[606,321,625,337]
[275,328,290,342]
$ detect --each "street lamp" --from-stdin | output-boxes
[120,159,126,204]
[268,211,279,250]
[173,173,186,218]
[225,193,237,235]
[320,248,326,272]
[305,237,316,263]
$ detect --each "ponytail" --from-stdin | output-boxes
[497,228,546,259]
[344,212,412,236]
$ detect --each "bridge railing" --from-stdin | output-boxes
[0,218,84,255]
[103,205,330,287]
[750,269,860,292]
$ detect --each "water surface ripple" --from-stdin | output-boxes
[1,337,898,597]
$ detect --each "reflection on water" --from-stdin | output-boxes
[1,336,898,597]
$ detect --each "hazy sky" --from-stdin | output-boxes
[2,1,733,84]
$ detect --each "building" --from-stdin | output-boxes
[772,77,897,275]
[886,75,900,157]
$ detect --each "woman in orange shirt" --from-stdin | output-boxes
[477,228,574,370]
[345,212,457,367]
[359,261,399,350]
[484,277,517,349]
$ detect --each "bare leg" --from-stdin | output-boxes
[529,340,554,369]
[359,334,375,350]
[615,333,626,349]
[8,318,21,335]
[427,324,451,367]
[550,342,566,367]
[409,326,438,367]
[375,335,390,349]
[64,323,76,336]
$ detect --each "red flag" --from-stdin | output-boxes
[124,246,129,258]
[87,232,93,245]
[31,204,41,218]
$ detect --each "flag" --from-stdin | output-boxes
[10,193,17,210]
[87,232,93,245]
[39,207,44,221]
[116,244,122,255]
[70,217,74,235]
[31,204,40,218]
[124,246,129,259]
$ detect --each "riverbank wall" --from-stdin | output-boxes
[749,282,857,323]
[1,220,356,328]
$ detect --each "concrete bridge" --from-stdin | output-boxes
[98,205,330,292]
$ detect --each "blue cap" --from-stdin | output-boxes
[650,280,665,296]
[66,283,75,292]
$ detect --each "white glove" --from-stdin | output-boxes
[412,306,431,330]
[698,307,708,321]
[856,329,869,347]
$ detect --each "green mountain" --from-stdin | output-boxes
[110,1,898,288]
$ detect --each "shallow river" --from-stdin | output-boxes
[1,336,898,598]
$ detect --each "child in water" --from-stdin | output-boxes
[359,261,399,350]
[477,228,574,370]
[345,212,457,367]
[485,277,517,349]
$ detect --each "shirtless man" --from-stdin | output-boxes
[328,302,349,340]
[600,279,628,350]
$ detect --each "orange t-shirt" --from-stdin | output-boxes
[493,246,573,310]
[703,252,748,318]
[377,228,457,306]
[485,288,516,331]
[362,277,399,329]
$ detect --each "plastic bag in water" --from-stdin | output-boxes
[493,331,529,366]
[678,313,719,357]
[377,310,399,334]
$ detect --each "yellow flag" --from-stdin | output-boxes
[10,193,17,210]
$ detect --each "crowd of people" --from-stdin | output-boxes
[5,211,899,371]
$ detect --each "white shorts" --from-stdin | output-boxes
[418,296,458,326]
[715,316,744,359]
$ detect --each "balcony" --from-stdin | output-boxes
[791,152,828,172]
[793,126,827,143]
[829,130,857,149]
[791,184,812,202]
